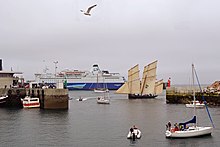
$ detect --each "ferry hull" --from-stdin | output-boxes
[66,83,124,90]
[35,64,125,90]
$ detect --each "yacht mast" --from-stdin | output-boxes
[192,64,196,127]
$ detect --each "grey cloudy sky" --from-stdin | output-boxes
[1,0,220,85]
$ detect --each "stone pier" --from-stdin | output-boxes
[166,87,220,106]
[0,88,69,109]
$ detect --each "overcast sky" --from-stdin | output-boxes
[1,0,220,85]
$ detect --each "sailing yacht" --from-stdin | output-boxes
[94,74,109,93]
[96,75,110,104]
[116,60,163,99]
[97,91,110,104]
[165,64,213,138]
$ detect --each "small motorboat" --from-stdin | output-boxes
[22,96,40,108]
[127,128,141,140]
[79,97,83,101]
[76,97,87,101]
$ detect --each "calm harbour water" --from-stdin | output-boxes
[0,90,220,147]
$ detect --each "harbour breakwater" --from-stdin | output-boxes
[166,87,220,106]
[0,88,69,109]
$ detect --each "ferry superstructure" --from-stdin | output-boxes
[34,64,125,90]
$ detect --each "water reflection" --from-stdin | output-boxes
[0,91,219,147]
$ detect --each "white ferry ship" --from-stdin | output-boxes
[34,64,125,90]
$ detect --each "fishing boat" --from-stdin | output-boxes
[165,64,213,138]
[34,64,125,90]
[116,60,163,99]
[127,127,142,141]
[186,100,205,108]
[22,96,40,108]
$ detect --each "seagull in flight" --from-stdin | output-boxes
[80,4,97,16]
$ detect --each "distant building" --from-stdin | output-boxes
[0,59,23,88]
[0,71,23,88]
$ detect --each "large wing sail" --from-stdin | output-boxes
[155,79,163,95]
[115,82,129,94]
[141,60,157,95]
[128,64,141,94]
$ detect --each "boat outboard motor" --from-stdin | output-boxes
[132,132,136,141]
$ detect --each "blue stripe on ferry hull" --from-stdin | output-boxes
[66,83,123,90]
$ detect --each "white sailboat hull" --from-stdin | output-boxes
[185,104,205,108]
[165,126,212,138]
[186,100,205,108]
[97,97,110,104]
[94,88,109,93]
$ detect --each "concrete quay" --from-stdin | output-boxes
[166,87,220,106]
[0,88,69,109]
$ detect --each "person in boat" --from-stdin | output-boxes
[179,124,184,131]
[130,125,137,133]
[133,125,138,129]
[174,123,179,132]
[79,96,83,101]
[130,127,134,133]
[167,121,171,131]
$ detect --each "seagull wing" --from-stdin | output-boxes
[86,4,97,13]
